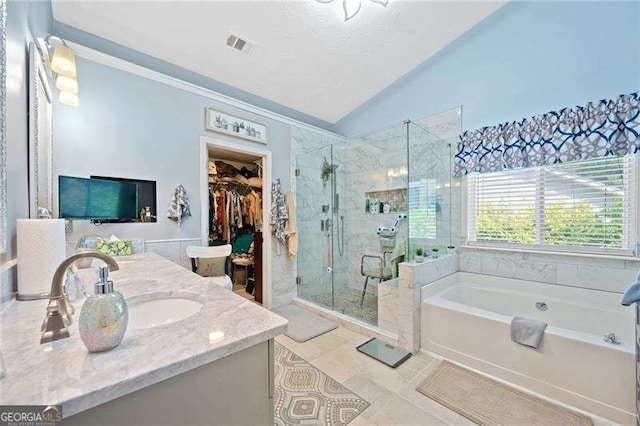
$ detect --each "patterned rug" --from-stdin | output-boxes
[274,343,370,425]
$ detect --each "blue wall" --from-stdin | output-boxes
[54,57,293,243]
[3,0,53,300]
[54,21,333,132]
[332,1,640,137]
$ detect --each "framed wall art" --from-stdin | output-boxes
[205,107,267,144]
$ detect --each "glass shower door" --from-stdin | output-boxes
[295,145,335,310]
[294,121,455,331]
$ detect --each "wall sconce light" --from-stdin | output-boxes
[58,91,79,107]
[50,43,77,78]
[40,35,80,107]
[55,75,78,94]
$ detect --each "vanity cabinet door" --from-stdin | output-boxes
[65,341,273,425]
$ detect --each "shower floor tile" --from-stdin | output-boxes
[303,287,378,325]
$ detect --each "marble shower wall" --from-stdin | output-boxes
[339,125,409,295]
[399,254,459,353]
[271,236,298,308]
[459,247,640,294]
[378,278,400,334]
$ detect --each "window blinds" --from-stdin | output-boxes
[467,156,637,254]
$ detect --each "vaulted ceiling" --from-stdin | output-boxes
[53,1,505,124]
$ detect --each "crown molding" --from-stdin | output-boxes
[65,40,346,141]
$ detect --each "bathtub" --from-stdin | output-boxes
[420,272,635,424]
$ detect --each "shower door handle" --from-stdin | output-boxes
[320,219,332,236]
[322,219,333,272]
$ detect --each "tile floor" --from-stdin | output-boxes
[232,282,255,301]
[302,288,378,325]
[275,326,474,425]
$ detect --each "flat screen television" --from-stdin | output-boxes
[91,175,157,223]
[59,175,139,221]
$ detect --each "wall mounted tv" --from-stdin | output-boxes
[58,176,157,223]
[91,175,157,223]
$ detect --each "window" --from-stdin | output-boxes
[409,179,437,240]
[467,156,637,255]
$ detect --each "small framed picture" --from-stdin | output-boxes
[205,107,267,144]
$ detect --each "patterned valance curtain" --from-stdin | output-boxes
[454,92,639,177]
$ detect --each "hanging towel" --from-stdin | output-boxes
[510,316,547,349]
[390,239,406,278]
[167,184,191,226]
[284,191,298,260]
[270,179,288,246]
[621,271,640,306]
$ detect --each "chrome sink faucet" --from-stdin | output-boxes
[40,252,119,344]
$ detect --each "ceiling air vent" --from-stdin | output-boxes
[226,33,254,55]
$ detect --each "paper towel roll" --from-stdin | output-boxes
[17,219,66,300]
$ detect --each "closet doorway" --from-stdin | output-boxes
[200,136,272,308]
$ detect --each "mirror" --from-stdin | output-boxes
[0,0,6,253]
[28,42,53,218]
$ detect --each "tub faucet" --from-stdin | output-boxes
[40,252,119,344]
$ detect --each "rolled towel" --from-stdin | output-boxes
[621,271,640,306]
[511,316,547,349]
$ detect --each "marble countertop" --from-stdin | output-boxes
[0,252,288,417]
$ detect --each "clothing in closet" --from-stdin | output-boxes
[209,186,263,244]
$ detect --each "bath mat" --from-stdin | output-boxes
[274,342,369,425]
[416,361,593,425]
[273,304,338,342]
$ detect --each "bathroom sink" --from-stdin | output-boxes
[128,298,204,330]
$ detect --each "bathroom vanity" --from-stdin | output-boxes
[0,252,288,425]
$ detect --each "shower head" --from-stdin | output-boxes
[321,157,339,186]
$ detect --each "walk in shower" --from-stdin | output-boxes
[295,120,456,329]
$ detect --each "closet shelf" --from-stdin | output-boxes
[209,180,262,192]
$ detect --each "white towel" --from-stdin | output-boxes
[167,184,191,226]
[511,316,547,349]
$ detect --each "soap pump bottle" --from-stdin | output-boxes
[79,267,128,352]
